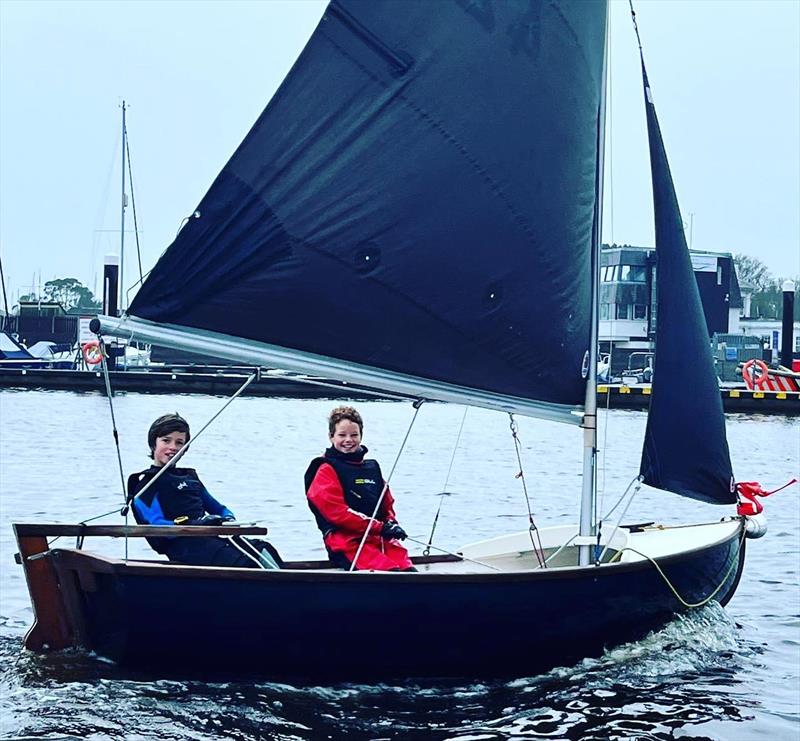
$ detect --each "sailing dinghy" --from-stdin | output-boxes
[14,0,771,678]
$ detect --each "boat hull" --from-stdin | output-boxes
[44,523,745,679]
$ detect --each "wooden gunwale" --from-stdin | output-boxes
[13,524,268,538]
[39,518,745,585]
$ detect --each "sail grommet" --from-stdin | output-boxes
[484,284,503,308]
[354,244,381,273]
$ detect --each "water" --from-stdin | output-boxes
[0,389,797,740]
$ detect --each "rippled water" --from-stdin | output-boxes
[1,389,798,740]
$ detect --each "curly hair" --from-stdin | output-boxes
[328,406,363,436]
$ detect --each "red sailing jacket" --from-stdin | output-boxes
[306,461,413,571]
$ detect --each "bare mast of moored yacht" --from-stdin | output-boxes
[119,100,127,315]
[118,101,128,370]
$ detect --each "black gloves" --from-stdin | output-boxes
[380,520,408,541]
[186,514,233,526]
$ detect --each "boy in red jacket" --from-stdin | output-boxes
[304,406,414,571]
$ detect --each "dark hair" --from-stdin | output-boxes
[148,413,190,458]
[328,406,363,436]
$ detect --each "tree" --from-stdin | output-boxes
[42,278,101,311]
[733,254,773,292]
[734,254,800,320]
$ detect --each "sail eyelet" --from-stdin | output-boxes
[484,284,503,308]
[354,245,381,274]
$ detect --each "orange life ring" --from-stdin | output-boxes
[82,340,103,366]
[742,358,770,390]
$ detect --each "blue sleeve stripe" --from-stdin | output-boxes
[133,495,173,526]
[201,488,235,520]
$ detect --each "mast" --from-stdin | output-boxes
[119,101,127,315]
[0,253,10,330]
[578,6,609,566]
[119,100,128,370]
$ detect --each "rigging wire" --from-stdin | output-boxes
[601,473,642,523]
[124,268,154,309]
[122,372,259,509]
[45,505,126,548]
[508,414,546,568]
[423,405,468,556]
[349,399,425,571]
[124,123,144,284]
[596,1,645,533]
[597,2,619,524]
[91,125,122,290]
[597,332,616,527]
[596,474,642,564]
[628,0,644,53]
[598,8,624,524]
[94,333,129,556]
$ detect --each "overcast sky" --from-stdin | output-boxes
[1,0,798,306]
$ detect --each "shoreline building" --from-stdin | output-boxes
[599,244,745,376]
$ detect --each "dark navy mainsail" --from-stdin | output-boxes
[637,59,735,504]
[128,0,607,410]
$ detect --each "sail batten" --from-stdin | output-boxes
[128,0,608,410]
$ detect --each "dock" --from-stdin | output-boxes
[1,368,798,414]
[0,367,378,400]
[597,384,800,414]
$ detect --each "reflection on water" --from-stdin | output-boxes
[0,606,764,740]
[0,391,798,739]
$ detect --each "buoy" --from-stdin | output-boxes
[82,340,103,366]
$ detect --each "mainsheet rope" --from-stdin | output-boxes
[407,535,500,572]
[609,523,748,609]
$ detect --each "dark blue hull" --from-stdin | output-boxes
[49,524,745,679]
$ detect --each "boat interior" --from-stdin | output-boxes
[15,520,742,578]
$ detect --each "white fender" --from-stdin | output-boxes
[744,513,768,539]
